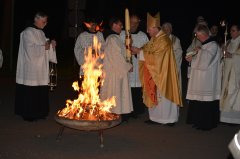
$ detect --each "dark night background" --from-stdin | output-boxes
[1,2,240,159]
[0,0,238,76]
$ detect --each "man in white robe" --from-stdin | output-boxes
[120,14,149,118]
[74,19,105,76]
[15,12,57,121]
[186,24,221,130]
[100,17,133,120]
[220,24,240,124]
[186,18,208,79]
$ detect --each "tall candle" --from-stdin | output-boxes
[125,8,130,32]
[125,8,132,63]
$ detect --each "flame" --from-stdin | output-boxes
[84,21,104,32]
[220,20,226,27]
[95,21,104,32]
[57,36,118,121]
[83,22,92,29]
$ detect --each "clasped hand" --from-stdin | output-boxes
[130,46,141,55]
[45,40,57,50]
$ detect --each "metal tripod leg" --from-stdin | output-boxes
[56,126,65,141]
[99,130,104,148]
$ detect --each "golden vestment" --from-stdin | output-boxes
[139,30,182,108]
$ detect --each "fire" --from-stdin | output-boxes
[84,21,104,32]
[95,21,104,32]
[57,36,118,121]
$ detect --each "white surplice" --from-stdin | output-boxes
[169,34,183,93]
[120,31,149,87]
[74,31,105,76]
[186,41,221,101]
[186,37,202,78]
[16,27,57,86]
[100,34,133,114]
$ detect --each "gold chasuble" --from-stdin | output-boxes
[139,30,183,108]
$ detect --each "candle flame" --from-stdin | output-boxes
[220,20,227,27]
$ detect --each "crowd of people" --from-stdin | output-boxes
[14,11,240,134]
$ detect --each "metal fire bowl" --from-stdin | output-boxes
[55,115,122,131]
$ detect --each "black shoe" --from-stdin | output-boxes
[130,113,139,119]
[192,125,199,129]
[220,122,239,126]
[39,116,47,120]
[165,123,175,127]
[23,117,37,122]
[121,114,129,123]
[200,128,212,131]
[193,126,212,131]
[144,120,161,125]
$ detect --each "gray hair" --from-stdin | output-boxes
[162,22,172,32]
[195,24,210,36]
[34,12,48,21]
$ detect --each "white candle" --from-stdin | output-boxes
[125,8,130,32]
[125,8,131,63]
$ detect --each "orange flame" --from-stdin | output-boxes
[83,22,92,29]
[84,21,104,32]
[95,21,104,32]
[57,36,118,121]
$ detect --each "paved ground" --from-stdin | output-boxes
[0,74,239,159]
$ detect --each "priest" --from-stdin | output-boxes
[186,24,221,130]
[100,16,133,122]
[120,14,149,118]
[131,12,182,126]
[15,12,57,121]
[74,18,105,77]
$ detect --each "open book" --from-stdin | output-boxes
[185,51,198,58]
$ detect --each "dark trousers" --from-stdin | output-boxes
[15,83,49,120]
[131,87,146,115]
[186,100,220,130]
